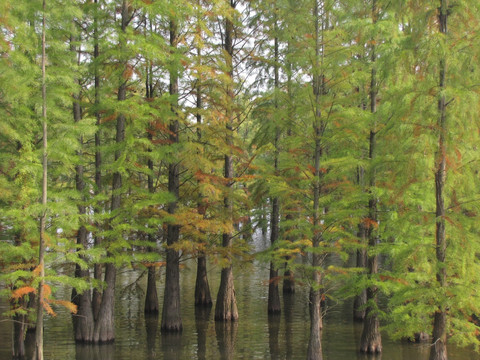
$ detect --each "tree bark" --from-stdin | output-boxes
[195,255,213,306]
[429,1,448,360]
[161,17,182,332]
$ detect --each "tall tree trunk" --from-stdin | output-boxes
[429,1,448,360]
[70,36,95,341]
[92,0,103,321]
[283,213,295,294]
[215,0,238,322]
[353,225,367,321]
[92,1,130,343]
[283,39,295,295]
[144,17,159,315]
[194,13,212,306]
[33,1,47,358]
[12,235,29,357]
[353,165,367,321]
[360,1,382,353]
[268,11,281,314]
[161,18,182,332]
[307,2,323,359]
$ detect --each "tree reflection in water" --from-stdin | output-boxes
[215,321,238,360]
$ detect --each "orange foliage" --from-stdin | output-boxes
[11,286,36,299]
[53,300,78,315]
[43,301,56,317]
[379,274,408,285]
[364,217,379,229]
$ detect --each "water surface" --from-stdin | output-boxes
[0,257,476,359]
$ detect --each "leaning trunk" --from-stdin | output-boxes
[429,1,448,360]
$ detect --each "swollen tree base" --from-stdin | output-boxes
[307,287,323,360]
[144,265,159,314]
[360,311,382,353]
[195,255,212,307]
[268,263,281,314]
[429,311,447,360]
[283,269,295,294]
[215,265,238,321]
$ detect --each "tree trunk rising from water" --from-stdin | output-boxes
[268,6,281,314]
[215,0,238,322]
[307,1,323,359]
[360,0,382,353]
[33,1,47,358]
[144,16,159,316]
[70,32,95,341]
[429,1,448,359]
[92,0,130,343]
[194,10,213,306]
[161,17,182,332]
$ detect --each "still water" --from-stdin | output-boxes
[0,250,477,359]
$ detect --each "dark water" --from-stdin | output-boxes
[0,255,477,359]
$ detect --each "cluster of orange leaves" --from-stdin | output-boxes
[10,268,77,316]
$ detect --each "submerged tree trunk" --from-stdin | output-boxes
[429,2,448,360]
[33,2,47,358]
[215,0,238,322]
[161,18,182,332]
